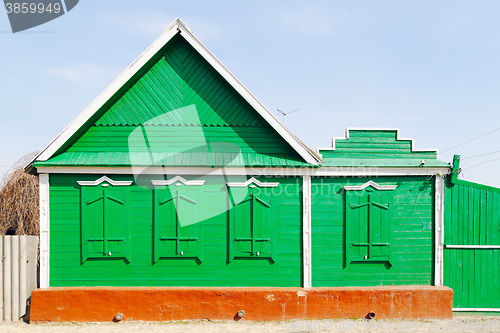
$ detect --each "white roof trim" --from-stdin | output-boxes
[28,18,319,169]
[35,166,451,177]
[343,181,398,191]
[317,128,440,157]
[151,176,205,186]
[77,176,132,186]
[226,177,279,188]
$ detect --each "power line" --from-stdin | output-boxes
[461,151,500,160]
[441,126,500,154]
[464,157,500,171]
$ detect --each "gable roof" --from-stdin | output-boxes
[317,128,450,168]
[26,18,321,172]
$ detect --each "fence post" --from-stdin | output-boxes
[0,236,3,321]
[11,236,19,321]
[3,236,11,321]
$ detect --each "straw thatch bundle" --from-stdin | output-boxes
[0,152,39,235]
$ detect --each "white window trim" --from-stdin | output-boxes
[77,176,133,186]
[151,176,205,186]
[226,177,279,188]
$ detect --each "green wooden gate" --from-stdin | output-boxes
[444,155,500,310]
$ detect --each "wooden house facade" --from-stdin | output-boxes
[25,18,497,320]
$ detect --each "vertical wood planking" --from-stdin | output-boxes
[0,237,2,321]
[11,236,19,321]
[3,237,11,321]
[19,236,27,318]
[444,180,500,309]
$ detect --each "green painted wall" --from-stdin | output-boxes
[49,174,303,287]
[311,177,434,287]
[444,182,500,308]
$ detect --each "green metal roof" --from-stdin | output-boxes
[319,129,450,168]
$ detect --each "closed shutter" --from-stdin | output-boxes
[229,188,272,261]
[81,184,131,262]
[346,188,393,263]
[154,186,202,262]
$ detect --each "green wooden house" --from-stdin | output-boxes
[26,18,500,312]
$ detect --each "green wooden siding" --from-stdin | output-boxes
[319,130,449,168]
[311,177,434,287]
[444,182,500,309]
[49,174,303,287]
[35,34,308,168]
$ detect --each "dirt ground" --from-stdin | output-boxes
[0,316,499,333]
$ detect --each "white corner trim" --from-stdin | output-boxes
[77,176,133,186]
[29,18,320,167]
[226,177,279,188]
[434,176,445,286]
[318,128,440,156]
[453,308,500,312]
[445,245,500,249]
[39,174,50,288]
[343,180,398,191]
[151,175,205,186]
[302,176,312,288]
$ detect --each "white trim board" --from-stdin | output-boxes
[26,18,320,170]
[226,177,279,188]
[39,174,50,288]
[151,176,205,186]
[446,245,500,249]
[302,176,312,288]
[343,181,397,191]
[453,308,500,312]
[35,166,451,177]
[77,176,133,186]
[317,128,440,157]
[434,176,445,286]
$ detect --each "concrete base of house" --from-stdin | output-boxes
[30,286,453,322]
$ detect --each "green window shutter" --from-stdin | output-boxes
[346,187,393,264]
[229,188,273,261]
[81,184,131,263]
[154,186,202,262]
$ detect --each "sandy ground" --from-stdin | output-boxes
[1,316,500,333]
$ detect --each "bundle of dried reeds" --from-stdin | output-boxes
[0,152,39,235]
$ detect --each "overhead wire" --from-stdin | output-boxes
[441,126,500,154]
[461,151,500,160]
[462,157,500,171]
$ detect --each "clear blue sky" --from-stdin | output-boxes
[1,1,500,186]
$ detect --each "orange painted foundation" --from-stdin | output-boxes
[30,286,452,322]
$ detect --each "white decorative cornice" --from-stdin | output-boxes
[151,175,205,186]
[77,176,133,186]
[226,177,279,188]
[343,180,397,191]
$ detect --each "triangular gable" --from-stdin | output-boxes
[317,128,449,168]
[27,18,320,170]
